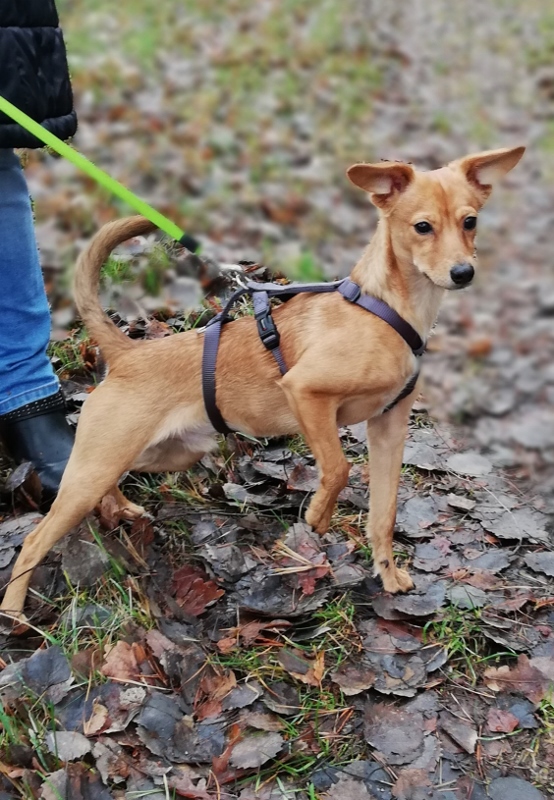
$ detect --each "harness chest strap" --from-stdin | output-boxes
[202,278,425,435]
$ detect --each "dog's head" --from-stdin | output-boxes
[347,147,525,290]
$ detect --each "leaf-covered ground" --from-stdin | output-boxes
[2,1,554,798]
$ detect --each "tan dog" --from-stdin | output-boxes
[1,147,524,621]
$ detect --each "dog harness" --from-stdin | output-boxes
[202,277,426,435]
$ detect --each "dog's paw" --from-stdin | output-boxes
[0,609,30,635]
[379,566,414,594]
[305,509,331,535]
[119,501,148,521]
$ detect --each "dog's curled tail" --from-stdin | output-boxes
[74,216,157,362]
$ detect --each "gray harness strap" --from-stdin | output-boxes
[202,278,425,435]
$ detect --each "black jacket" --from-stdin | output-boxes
[0,0,77,148]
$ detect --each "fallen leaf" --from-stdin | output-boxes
[71,647,104,679]
[101,641,140,682]
[524,552,554,577]
[447,451,492,477]
[217,619,291,652]
[439,711,477,754]
[222,682,263,711]
[373,579,446,619]
[59,531,111,587]
[262,681,302,716]
[484,655,551,703]
[446,494,476,512]
[0,646,73,705]
[392,768,431,799]
[40,765,112,800]
[277,648,325,686]
[98,492,123,529]
[330,663,376,696]
[167,765,212,799]
[238,710,285,732]
[45,731,92,761]
[486,707,520,733]
[83,699,110,736]
[239,574,330,617]
[229,731,284,769]
[171,564,225,615]
[481,508,549,543]
[195,670,237,719]
[448,585,491,609]
[509,699,538,729]
[323,775,375,799]
[137,693,222,763]
[396,495,440,537]
[488,776,546,800]
[364,703,425,766]
[277,523,331,596]
[145,318,171,338]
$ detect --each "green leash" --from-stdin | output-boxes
[0,95,199,251]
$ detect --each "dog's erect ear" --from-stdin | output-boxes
[347,162,415,211]
[454,146,525,203]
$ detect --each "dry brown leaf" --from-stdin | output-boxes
[484,655,551,704]
[101,641,139,682]
[277,648,325,687]
[71,647,103,679]
[195,670,237,720]
[97,492,122,529]
[83,699,110,736]
[144,318,171,339]
[393,768,431,799]
[330,663,376,696]
[171,564,225,615]
[486,707,520,734]
[239,710,285,732]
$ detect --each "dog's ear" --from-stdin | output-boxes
[454,146,525,203]
[347,162,415,211]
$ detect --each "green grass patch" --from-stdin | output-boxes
[424,605,517,685]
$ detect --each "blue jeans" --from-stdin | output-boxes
[0,149,59,414]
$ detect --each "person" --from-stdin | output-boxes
[0,1,77,507]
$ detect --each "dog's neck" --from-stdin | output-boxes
[350,219,445,342]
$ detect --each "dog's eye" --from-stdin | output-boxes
[414,221,433,234]
[464,216,477,231]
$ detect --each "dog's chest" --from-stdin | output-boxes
[337,371,417,426]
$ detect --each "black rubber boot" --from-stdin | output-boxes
[0,390,74,509]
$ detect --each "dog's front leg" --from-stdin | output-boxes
[280,385,349,533]
[366,385,419,593]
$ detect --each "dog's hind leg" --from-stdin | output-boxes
[366,383,420,594]
[100,439,208,521]
[99,435,215,527]
[1,386,158,619]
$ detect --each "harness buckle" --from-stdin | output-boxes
[340,280,361,303]
[256,310,280,350]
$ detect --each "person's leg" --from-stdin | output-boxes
[0,149,73,504]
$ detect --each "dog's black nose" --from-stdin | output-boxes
[450,263,475,285]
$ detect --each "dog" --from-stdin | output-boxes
[0,146,524,621]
